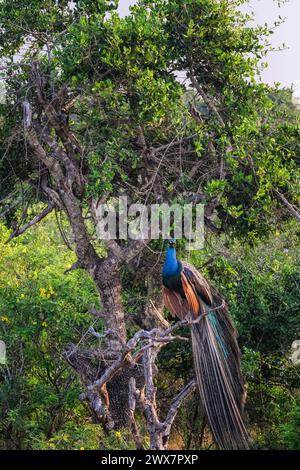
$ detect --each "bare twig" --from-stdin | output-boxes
[149,300,170,329]
[87,326,187,393]
[131,344,196,450]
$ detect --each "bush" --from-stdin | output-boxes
[0,213,100,449]
[281,402,300,450]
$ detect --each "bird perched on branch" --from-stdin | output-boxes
[162,240,249,450]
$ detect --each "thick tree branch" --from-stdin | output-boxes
[123,238,151,263]
[23,101,99,273]
[30,62,84,195]
[35,123,80,190]
[24,116,64,181]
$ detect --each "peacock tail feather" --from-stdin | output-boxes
[191,301,249,450]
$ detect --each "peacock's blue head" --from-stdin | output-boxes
[162,239,179,276]
[169,238,176,247]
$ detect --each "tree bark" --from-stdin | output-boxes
[95,269,127,352]
[94,269,144,428]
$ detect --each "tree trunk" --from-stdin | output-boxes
[106,366,143,429]
[96,270,127,352]
[94,269,144,429]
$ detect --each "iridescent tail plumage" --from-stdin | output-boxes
[191,304,249,450]
[162,259,249,450]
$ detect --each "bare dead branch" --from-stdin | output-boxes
[23,104,64,181]
[88,326,115,339]
[274,189,300,222]
[162,379,197,440]
[149,300,170,329]
[131,342,196,449]
[87,324,189,394]
[81,317,193,449]
[23,100,32,128]
[7,203,55,242]
[128,378,144,450]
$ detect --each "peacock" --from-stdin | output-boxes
[162,240,249,450]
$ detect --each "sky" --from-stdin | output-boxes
[117,0,300,96]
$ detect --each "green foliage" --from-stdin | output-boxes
[1,0,299,237]
[0,213,299,450]
[280,402,300,450]
[32,421,136,450]
[0,213,100,449]
[33,421,104,450]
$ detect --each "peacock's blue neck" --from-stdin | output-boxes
[162,246,179,277]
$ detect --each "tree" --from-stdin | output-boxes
[1,0,299,432]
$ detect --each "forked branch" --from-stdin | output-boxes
[78,320,195,449]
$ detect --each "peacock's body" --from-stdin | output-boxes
[162,240,249,450]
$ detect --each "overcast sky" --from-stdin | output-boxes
[118,0,300,96]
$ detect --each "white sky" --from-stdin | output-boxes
[118,0,300,96]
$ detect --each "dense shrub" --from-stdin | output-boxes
[0,215,100,449]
